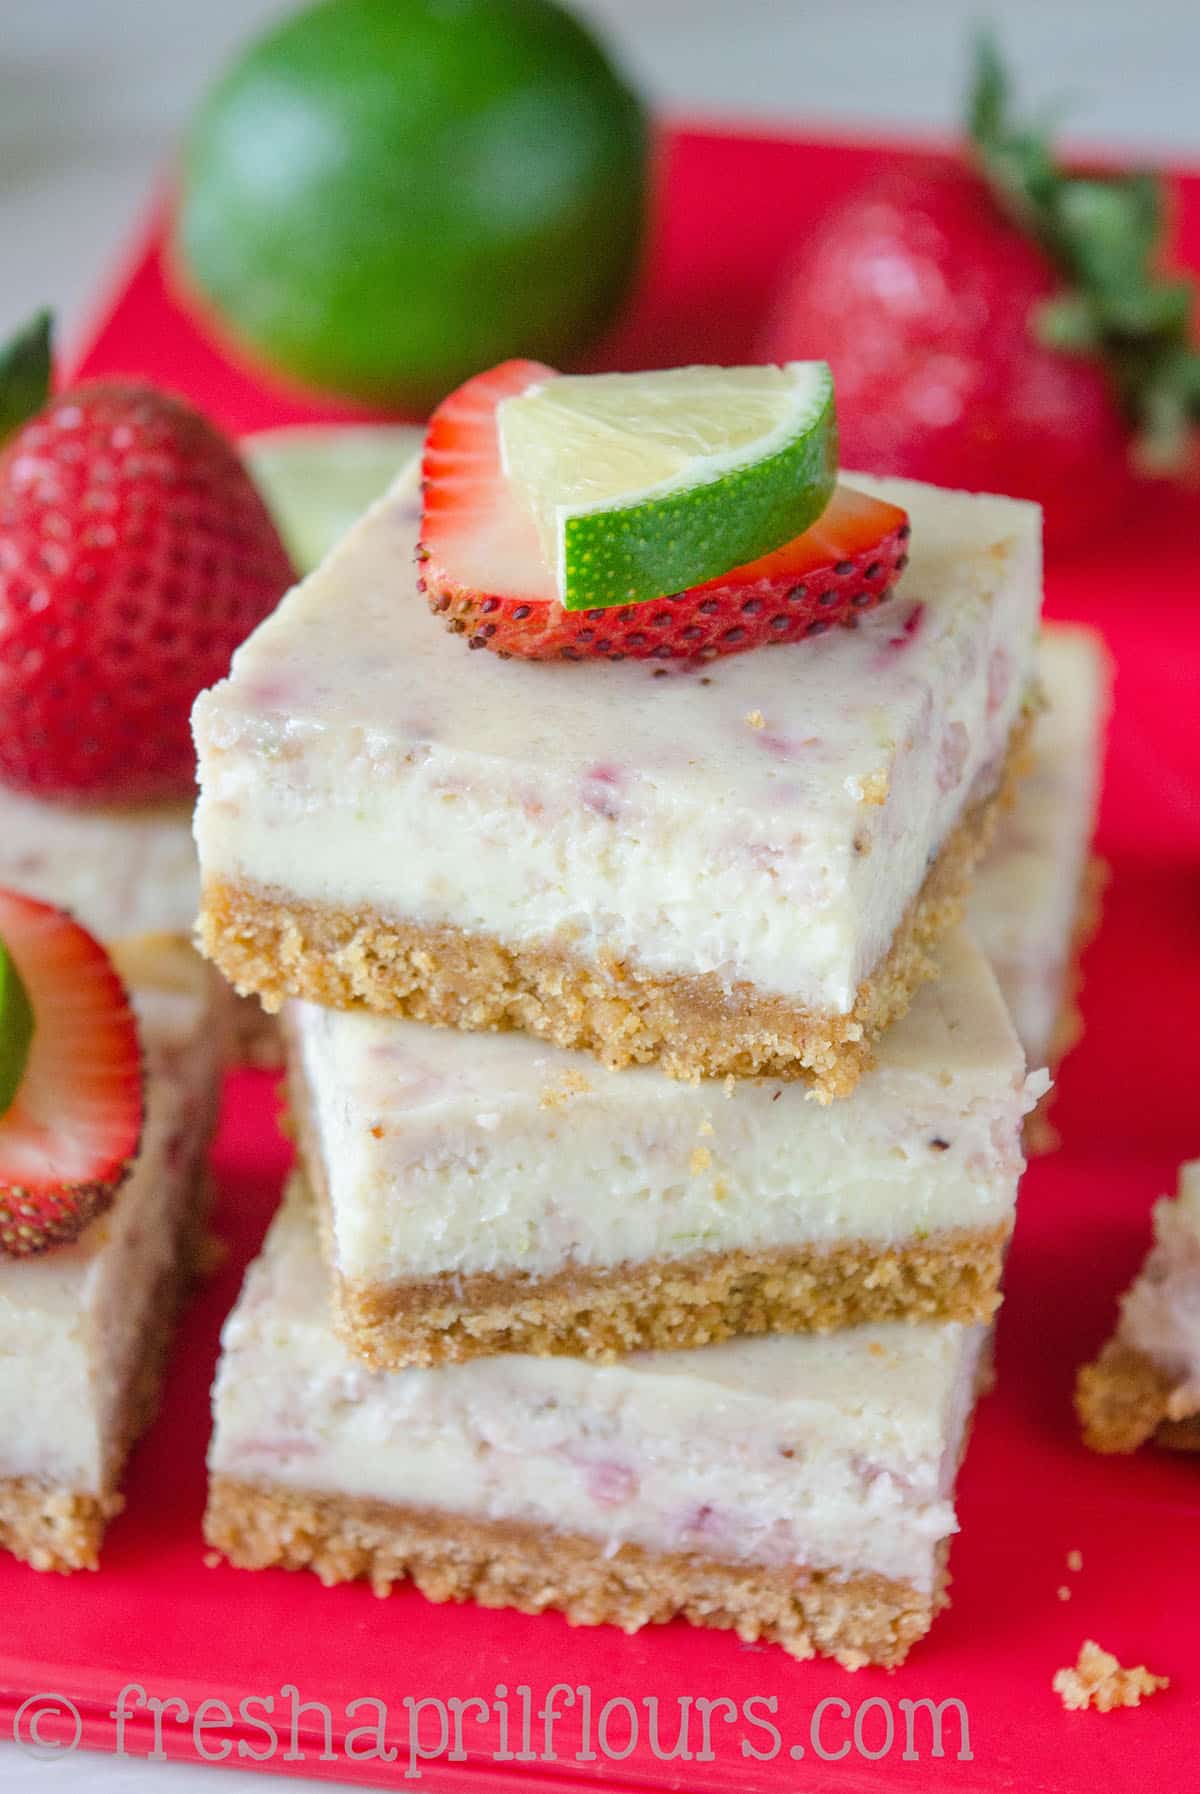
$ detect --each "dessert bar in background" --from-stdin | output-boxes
[194,467,1042,1095]
[1077,1160,1200,1454]
[970,623,1110,1075]
[206,1181,991,1671]
[0,937,225,1571]
[0,785,280,1068]
[286,929,1045,1367]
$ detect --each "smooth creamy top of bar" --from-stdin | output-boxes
[210,1187,988,1591]
[0,786,198,943]
[194,467,1041,1011]
[293,928,1045,1285]
[969,625,1108,1062]
[0,943,218,1493]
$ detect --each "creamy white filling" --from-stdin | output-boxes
[1119,1162,1200,1411]
[969,625,1108,1065]
[293,927,1045,1285]
[193,469,1042,1011]
[0,949,220,1493]
[0,787,198,944]
[210,1188,988,1591]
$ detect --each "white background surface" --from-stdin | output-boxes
[1,1,1196,1789]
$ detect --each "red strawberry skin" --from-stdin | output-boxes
[425,483,909,661]
[758,162,1130,548]
[418,362,910,662]
[421,358,558,606]
[0,889,143,1256]
[0,383,294,800]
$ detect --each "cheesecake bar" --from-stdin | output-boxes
[0,781,280,1067]
[1077,1161,1200,1454]
[0,937,224,1571]
[206,1182,990,1669]
[0,785,199,942]
[286,927,1045,1367]
[194,467,1041,1094]
[970,624,1109,1071]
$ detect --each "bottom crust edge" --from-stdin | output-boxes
[205,1478,948,1670]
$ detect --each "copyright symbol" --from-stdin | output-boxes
[13,1693,82,1759]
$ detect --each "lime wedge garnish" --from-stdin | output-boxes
[244,424,423,574]
[497,363,836,610]
[0,937,34,1117]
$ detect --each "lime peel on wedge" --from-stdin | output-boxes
[497,363,837,611]
[0,937,34,1117]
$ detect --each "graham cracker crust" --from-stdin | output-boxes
[205,1478,949,1670]
[0,1176,217,1574]
[198,715,1031,1096]
[326,1223,1008,1371]
[1076,1340,1200,1456]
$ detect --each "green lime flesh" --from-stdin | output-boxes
[0,938,34,1117]
[176,0,649,411]
[561,390,838,610]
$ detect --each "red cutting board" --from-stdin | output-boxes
[2,126,1198,1793]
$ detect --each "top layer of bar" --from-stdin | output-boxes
[194,466,1041,1078]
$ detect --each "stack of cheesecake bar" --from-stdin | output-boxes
[192,462,1105,1668]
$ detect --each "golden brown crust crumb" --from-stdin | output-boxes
[1076,1341,1200,1455]
[322,1223,1009,1370]
[1053,1640,1169,1712]
[198,716,1030,1095]
[204,1478,949,1670]
[537,1068,593,1110]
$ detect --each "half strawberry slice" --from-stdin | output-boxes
[0,890,143,1256]
[418,360,910,663]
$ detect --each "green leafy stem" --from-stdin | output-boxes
[968,34,1200,471]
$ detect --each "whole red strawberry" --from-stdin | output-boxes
[759,160,1129,548]
[760,41,1199,550]
[0,314,294,799]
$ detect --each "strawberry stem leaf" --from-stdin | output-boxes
[0,310,53,447]
[967,35,1200,471]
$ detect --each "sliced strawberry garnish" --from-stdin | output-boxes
[418,362,910,662]
[420,357,558,605]
[0,890,143,1256]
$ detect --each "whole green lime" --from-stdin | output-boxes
[174,0,648,410]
